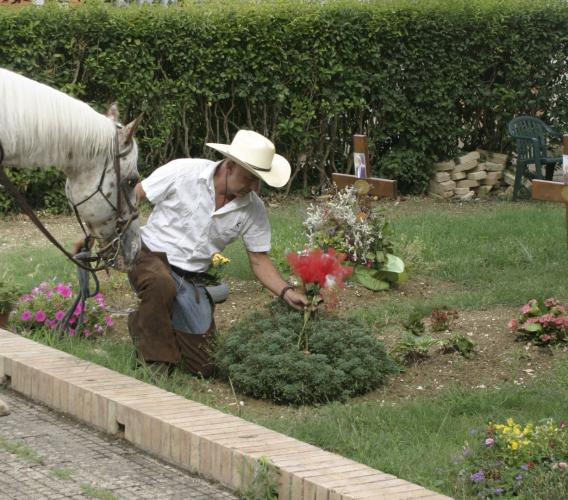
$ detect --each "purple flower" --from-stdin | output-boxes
[55,283,72,298]
[104,315,113,327]
[94,292,106,307]
[491,488,505,494]
[515,474,523,481]
[54,310,65,321]
[520,464,529,471]
[470,470,485,483]
[34,310,46,322]
[20,310,32,321]
[485,438,495,447]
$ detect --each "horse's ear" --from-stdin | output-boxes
[120,113,143,145]
[106,102,120,122]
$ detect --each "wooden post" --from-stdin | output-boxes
[532,134,568,253]
[353,134,369,179]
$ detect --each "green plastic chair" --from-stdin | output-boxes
[507,115,563,200]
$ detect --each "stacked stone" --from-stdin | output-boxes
[429,150,509,200]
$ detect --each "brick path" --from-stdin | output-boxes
[0,387,236,500]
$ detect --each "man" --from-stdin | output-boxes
[127,130,308,376]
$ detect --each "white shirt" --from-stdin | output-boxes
[140,159,271,272]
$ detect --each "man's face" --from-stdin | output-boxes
[226,163,260,198]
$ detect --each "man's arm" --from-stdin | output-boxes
[247,251,307,311]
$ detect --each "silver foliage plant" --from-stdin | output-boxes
[304,186,383,266]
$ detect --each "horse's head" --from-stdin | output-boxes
[65,104,142,272]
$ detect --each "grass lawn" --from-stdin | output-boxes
[2,197,568,498]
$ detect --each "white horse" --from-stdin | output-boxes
[0,68,142,271]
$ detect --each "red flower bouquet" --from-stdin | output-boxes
[287,248,353,351]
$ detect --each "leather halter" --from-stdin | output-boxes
[0,125,139,272]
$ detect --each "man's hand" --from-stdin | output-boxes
[281,287,308,311]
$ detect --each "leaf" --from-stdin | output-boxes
[523,323,542,333]
[353,265,390,291]
[382,254,405,274]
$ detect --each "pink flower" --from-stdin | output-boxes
[520,304,531,315]
[54,310,65,321]
[485,438,495,447]
[68,328,75,337]
[34,310,46,323]
[538,314,555,325]
[55,283,72,299]
[46,320,57,329]
[103,316,114,327]
[544,297,558,308]
[73,303,83,316]
[20,294,33,302]
[559,462,567,469]
[508,319,519,331]
[20,310,32,321]
[83,329,91,338]
[94,292,106,307]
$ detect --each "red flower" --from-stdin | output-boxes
[287,248,353,289]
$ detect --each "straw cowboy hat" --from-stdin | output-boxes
[206,130,291,188]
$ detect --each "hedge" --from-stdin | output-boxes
[1,0,568,211]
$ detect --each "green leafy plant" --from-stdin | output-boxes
[440,332,475,359]
[455,418,568,498]
[402,309,426,336]
[509,297,568,346]
[431,306,459,332]
[304,185,405,291]
[214,301,398,405]
[0,279,19,316]
[239,456,279,500]
[393,332,442,364]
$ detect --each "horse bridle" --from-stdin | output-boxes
[67,126,140,269]
[0,125,139,272]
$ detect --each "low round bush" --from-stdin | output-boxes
[214,302,398,405]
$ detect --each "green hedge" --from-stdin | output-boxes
[1,0,568,209]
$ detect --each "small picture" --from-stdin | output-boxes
[354,152,366,179]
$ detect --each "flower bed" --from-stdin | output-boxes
[456,418,568,498]
[10,281,113,338]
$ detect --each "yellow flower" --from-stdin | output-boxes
[507,418,515,427]
[510,441,519,450]
[211,253,230,267]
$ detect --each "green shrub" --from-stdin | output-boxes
[214,301,398,405]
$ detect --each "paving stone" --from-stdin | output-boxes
[0,387,236,500]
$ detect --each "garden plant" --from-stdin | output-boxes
[304,184,405,290]
[10,281,114,338]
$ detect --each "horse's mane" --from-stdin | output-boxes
[0,68,116,169]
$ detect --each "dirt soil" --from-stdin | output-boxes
[1,213,566,412]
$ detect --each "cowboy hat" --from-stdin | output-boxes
[206,130,291,188]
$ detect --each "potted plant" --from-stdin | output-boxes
[0,280,19,329]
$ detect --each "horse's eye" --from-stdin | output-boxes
[126,177,138,189]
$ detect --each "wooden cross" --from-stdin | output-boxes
[532,135,568,250]
[332,134,397,199]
